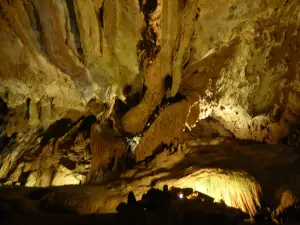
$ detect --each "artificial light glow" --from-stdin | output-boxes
[187,192,199,200]
[196,184,207,194]
[158,168,261,216]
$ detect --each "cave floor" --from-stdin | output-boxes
[2,212,255,225]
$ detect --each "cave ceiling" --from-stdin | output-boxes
[1,0,300,143]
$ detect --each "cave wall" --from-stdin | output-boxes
[1,0,300,142]
[0,116,94,186]
[88,122,126,183]
[0,0,143,134]
[181,0,300,145]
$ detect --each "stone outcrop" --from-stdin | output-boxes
[0,0,142,131]
[88,122,127,183]
[134,100,189,161]
[1,0,300,209]
[180,0,300,145]
[0,116,95,186]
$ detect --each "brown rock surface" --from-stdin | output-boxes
[2,3,300,223]
[88,122,126,183]
[1,139,300,219]
[0,116,95,186]
[134,100,189,161]
[1,0,300,143]
[0,0,143,130]
[180,0,300,144]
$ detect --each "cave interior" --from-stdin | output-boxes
[1,0,300,225]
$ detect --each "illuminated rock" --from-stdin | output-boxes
[0,117,93,186]
[1,1,300,221]
[134,100,189,161]
[88,122,127,183]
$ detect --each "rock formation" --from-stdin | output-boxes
[1,0,300,222]
[88,122,126,183]
[1,0,300,141]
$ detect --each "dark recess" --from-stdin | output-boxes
[26,98,30,120]
[18,171,31,186]
[123,85,132,96]
[164,75,173,91]
[99,5,104,28]
[114,84,148,117]
[108,118,114,129]
[0,98,9,152]
[137,0,160,68]
[27,188,53,200]
[66,0,84,61]
[58,115,96,150]
[31,2,46,53]
[144,0,158,14]
[273,109,282,122]
[78,115,97,138]
[0,132,17,154]
[59,158,76,170]
[170,93,187,102]
[39,118,73,149]
[0,97,8,122]
[138,0,143,11]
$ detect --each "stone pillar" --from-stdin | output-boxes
[39,98,52,128]
[28,101,40,126]
[88,122,126,183]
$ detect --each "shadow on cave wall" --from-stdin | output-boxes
[0,97,12,153]
[39,115,96,150]
[39,118,73,149]
[58,115,96,151]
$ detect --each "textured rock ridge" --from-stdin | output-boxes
[0,116,95,186]
[0,0,143,132]
[2,0,300,142]
[88,122,126,183]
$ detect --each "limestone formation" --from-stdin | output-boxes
[134,100,189,161]
[1,2,300,222]
[0,116,94,186]
[0,0,300,142]
[1,140,300,221]
[88,122,126,183]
